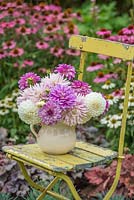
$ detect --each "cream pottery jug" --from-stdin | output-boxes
[30,123,76,155]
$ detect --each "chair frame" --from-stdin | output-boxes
[69,35,133,199]
[5,35,133,200]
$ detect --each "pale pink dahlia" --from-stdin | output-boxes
[18,72,41,90]
[63,96,91,126]
[50,84,76,110]
[41,73,70,88]
[54,63,76,80]
[38,101,62,125]
[17,82,48,105]
[71,80,92,96]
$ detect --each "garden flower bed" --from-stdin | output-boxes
[0,0,133,199]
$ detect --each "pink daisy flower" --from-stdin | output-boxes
[9,48,24,57]
[18,72,41,90]
[23,60,34,67]
[15,18,26,25]
[98,54,110,60]
[96,28,111,37]
[50,47,64,57]
[0,50,7,59]
[0,27,4,34]
[16,26,31,35]
[105,73,118,79]
[66,49,80,56]
[93,72,109,83]
[122,25,134,35]
[36,41,49,50]
[113,58,122,64]
[112,89,124,97]
[86,62,104,72]
[2,40,16,50]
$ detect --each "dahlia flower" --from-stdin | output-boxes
[41,73,70,88]
[50,84,76,110]
[38,101,62,125]
[17,82,48,105]
[63,96,91,126]
[18,100,40,124]
[54,63,76,80]
[71,80,92,96]
[85,92,106,117]
[18,72,41,90]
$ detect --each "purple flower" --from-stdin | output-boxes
[71,80,92,96]
[54,63,76,80]
[18,72,41,90]
[38,101,62,125]
[50,84,76,110]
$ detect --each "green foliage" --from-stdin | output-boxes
[0,193,14,200]
[96,191,127,200]
[76,1,130,35]
[25,181,73,200]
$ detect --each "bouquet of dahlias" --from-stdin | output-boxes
[17,64,109,126]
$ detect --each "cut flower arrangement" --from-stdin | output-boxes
[17,63,109,127]
[17,63,109,154]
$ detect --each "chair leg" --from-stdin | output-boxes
[104,158,123,200]
[57,173,81,200]
[37,177,59,200]
[17,161,44,191]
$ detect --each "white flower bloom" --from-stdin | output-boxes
[85,92,106,117]
[0,108,9,115]
[18,100,41,124]
[106,95,119,105]
[107,115,121,128]
[128,97,134,107]
[102,80,116,89]
[100,115,112,124]
[0,100,6,107]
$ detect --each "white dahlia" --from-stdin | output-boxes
[18,100,41,124]
[85,92,106,117]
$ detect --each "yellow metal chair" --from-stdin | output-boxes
[3,35,133,200]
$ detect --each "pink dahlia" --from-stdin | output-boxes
[17,82,48,105]
[50,84,76,110]
[63,96,91,126]
[71,80,92,96]
[54,63,76,80]
[18,72,41,90]
[38,101,62,125]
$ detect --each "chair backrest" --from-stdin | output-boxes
[69,35,133,158]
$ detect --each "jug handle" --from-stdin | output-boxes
[30,124,38,138]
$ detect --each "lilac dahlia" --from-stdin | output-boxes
[54,63,76,80]
[71,80,92,96]
[38,101,62,125]
[50,84,76,110]
[18,72,41,90]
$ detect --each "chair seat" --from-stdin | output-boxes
[3,141,117,172]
